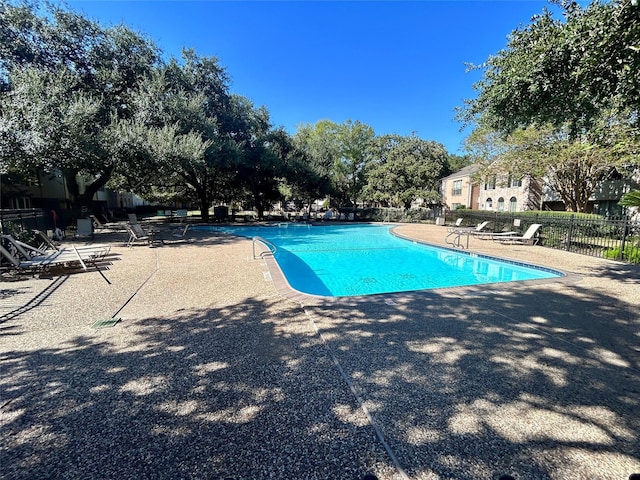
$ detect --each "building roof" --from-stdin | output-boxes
[440,163,480,182]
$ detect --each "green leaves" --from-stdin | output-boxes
[365,135,448,209]
[619,189,640,207]
[462,0,640,136]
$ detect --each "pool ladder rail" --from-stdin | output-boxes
[445,228,470,249]
[252,236,278,259]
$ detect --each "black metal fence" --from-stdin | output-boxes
[445,210,640,264]
[0,209,51,236]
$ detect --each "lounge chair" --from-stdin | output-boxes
[2,235,110,263]
[125,223,161,247]
[128,213,139,225]
[90,215,126,232]
[447,220,490,235]
[1,244,53,273]
[494,224,542,245]
[31,230,108,255]
[75,218,94,240]
[170,224,191,242]
[467,221,491,235]
[0,242,101,274]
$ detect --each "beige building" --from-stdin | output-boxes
[441,165,542,213]
[477,174,541,212]
[440,164,480,210]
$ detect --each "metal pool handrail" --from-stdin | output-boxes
[252,236,277,259]
[444,228,469,249]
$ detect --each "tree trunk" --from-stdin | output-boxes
[199,190,210,223]
[62,167,114,214]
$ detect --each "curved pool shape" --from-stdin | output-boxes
[200,224,562,297]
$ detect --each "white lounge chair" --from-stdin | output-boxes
[495,224,542,245]
[90,215,126,232]
[467,221,491,235]
[447,220,490,235]
[170,224,191,242]
[0,242,103,273]
[75,218,94,240]
[125,223,161,247]
[2,235,110,264]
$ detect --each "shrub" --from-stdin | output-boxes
[603,242,640,264]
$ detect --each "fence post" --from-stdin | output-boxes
[619,215,628,261]
[566,214,575,252]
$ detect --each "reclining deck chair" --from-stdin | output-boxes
[170,224,191,242]
[126,223,161,247]
[494,224,542,245]
[467,221,491,235]
[11,233,110,258]
[2,235,110,265]
[0,243,94,273]
[90,215,126,232]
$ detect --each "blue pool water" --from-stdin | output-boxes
[200,224,562,297]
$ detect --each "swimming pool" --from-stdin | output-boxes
[200,224,562,297]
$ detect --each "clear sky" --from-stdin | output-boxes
[68,1,565,154]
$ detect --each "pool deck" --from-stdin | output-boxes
[1,222,639,480]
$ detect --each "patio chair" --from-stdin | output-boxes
[170,224,191,242]
[90,215,126,232]
[125,223,161,247]
[27,231,111,257]
[467,221,491,235]
[447,220,490,235]
[0,243,92,273]
[495,224,542,245]
[2,235,110,264]
[75,218,94,240]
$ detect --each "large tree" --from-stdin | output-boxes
[460,0,640,136]
[117,53,235,221]
[334,119,375,206]
[364,134,449,209]
[292,120,341,206]
[459,0,640,212]
[0,3,160,212]
[465,123,632,212]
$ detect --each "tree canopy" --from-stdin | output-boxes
[1,2,456,218]
[0,2,161,211]
[460,0,640,135]
[365,134,449,209]
[459,0,640,212]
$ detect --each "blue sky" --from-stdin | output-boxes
[69,1,564,154]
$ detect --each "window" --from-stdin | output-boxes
[484,176,496,190]
[11,197,31,209]
[497,197,505,212]
[452,180,462,196]
[451,203,461,210]
[510,176,522,187]
[486,197,493,210]
[509,197,517,212]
